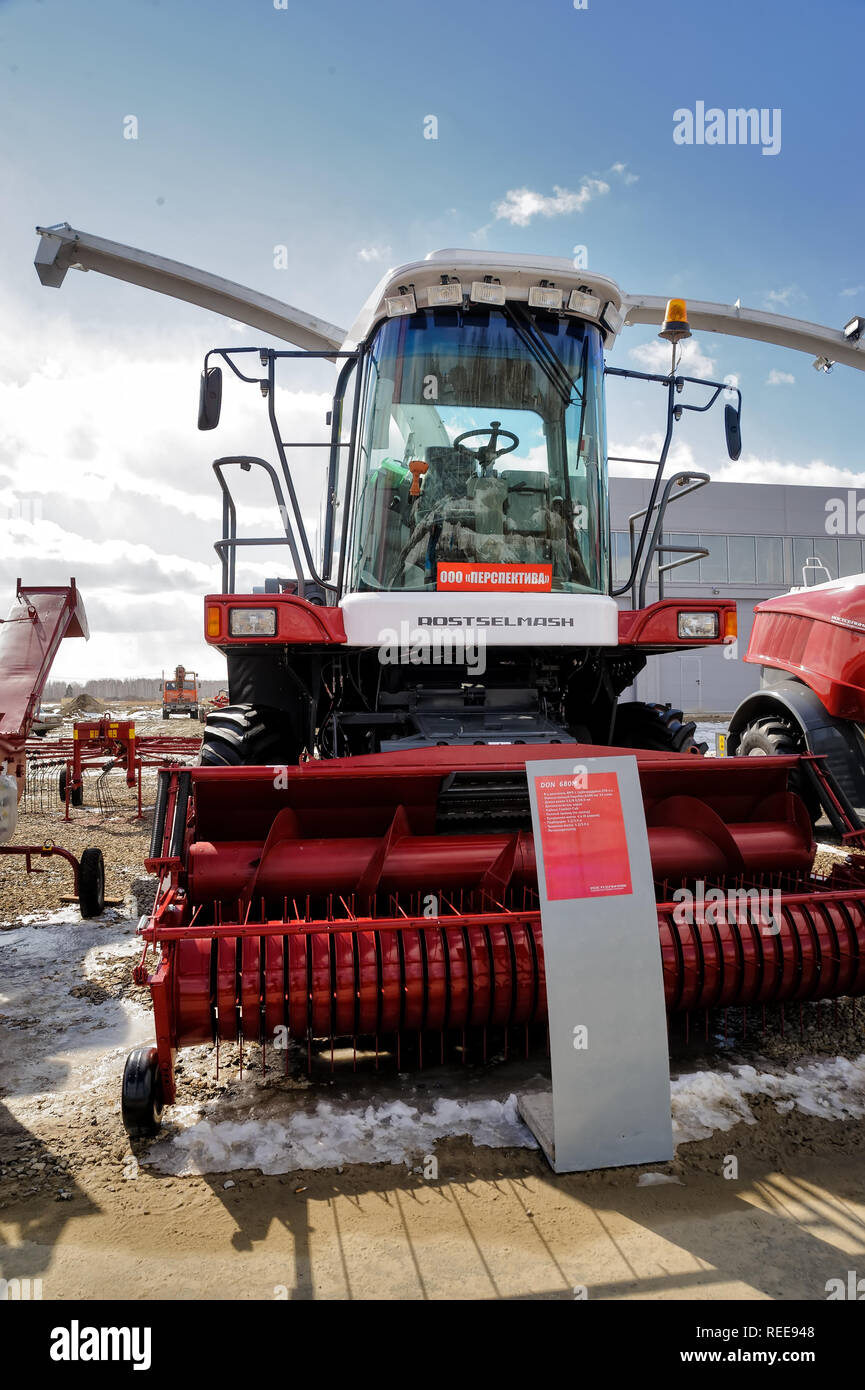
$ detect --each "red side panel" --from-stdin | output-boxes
[618,599,736,649]
[745,578,865,721]
[204,594,346,646]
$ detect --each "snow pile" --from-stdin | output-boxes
[672,1055,865,1143]
[147,1054,865,1175]
[0,909,152,1102]
[148,1093,536,1175]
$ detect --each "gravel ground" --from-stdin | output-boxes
[2,710,202,918]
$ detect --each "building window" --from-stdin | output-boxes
[839,538,864,577]
[666,534,701,581]
[728,535,756,583]
[699,534,728,584]
[809,537,839,580]
[611,532,630,587]
[792,537,835,585]
[756,536,784,586]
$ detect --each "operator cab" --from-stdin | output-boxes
[348,304,608,596]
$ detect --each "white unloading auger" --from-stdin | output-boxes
[33,222,865,373]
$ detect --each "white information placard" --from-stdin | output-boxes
[520,755,673,1173]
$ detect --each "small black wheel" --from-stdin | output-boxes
[58,769,83,807]
[162,708,169,720]
[78,847,105,918]
[122,1046,164,1138]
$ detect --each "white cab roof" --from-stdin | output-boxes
[344,248,625,348]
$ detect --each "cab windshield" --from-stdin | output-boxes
[349,307,608,593]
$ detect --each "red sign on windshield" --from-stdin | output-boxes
[437,563,553,591]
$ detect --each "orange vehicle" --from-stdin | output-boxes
[161,664,199,720]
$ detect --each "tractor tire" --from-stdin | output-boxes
[121,1046,164,1138]
[78,847,105,918]
[736,713,822,823]
[199,704,289,768]
[612,701,707,755]
[58,769,84,807]
[162,708,169,720]
[736,714,801,758]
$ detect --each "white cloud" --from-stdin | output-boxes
[711,455,865,487]
[608,431,697,479]
[357,245,392,263]
[766,369,795,386]
[628,335,718,380]
[493,178,610,226]
[763,285,803,310]
[610,161,639,185]
[0,291,333,678]
[841,285,864,297]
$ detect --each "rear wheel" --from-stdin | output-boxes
[199,703,291,767]
[612,701,706,754]
[121,1046,164,1138]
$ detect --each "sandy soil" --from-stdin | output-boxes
[2,718,865,1301]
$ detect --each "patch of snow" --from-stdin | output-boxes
[637,1172,683,1186]
[671,1056,865,1143]
[146,1093,537,1175]
[0,910,152,1104]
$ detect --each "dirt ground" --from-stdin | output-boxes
[2,716,865,1301]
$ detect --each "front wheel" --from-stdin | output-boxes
[199,704,293,767]
[611,701,706,754]
[122,1046,164,1138]
[735,713,822,823]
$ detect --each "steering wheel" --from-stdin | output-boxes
[453,420,519,472]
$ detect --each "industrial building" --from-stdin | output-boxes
[610,478,861,714]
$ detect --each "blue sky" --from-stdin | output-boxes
[2,0,864,675]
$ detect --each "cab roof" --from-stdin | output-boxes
[344,248,625,349]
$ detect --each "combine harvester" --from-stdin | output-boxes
[32,227,865,1136]
[0,579,105,917]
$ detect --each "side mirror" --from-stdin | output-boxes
[198,366,223,430]
[724,402,742,460]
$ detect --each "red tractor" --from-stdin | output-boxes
[728,574,865,827]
